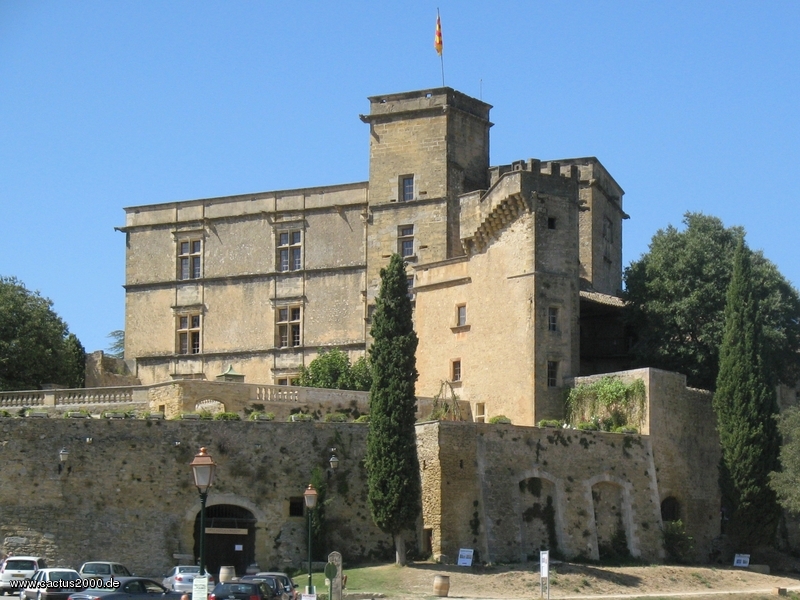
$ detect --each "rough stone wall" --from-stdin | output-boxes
[85,351,141,388]
[420,421,664,564]
[0,419,391,576]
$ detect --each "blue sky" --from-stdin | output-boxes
[1,1,798,354]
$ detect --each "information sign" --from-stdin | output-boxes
[733,554,750,567]
[457,548,474,566]
[192,576,208,600]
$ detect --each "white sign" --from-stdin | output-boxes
[457,548,474,566]
[301,595,317,600]
[235,544,243,551]
[733,554,751,567]
[192,576,208,600]
[540,550,549,578]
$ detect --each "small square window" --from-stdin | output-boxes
[547,361,559,388]
[452,359,462,382]
[547,217,557,230]
[288,497,304,517]
[277,378,289,386]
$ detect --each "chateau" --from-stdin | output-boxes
[121,87,629,425]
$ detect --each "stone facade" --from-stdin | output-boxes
[118,87,625,428]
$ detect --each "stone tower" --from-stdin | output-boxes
[360,88,492,302]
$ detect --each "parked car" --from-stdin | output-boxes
[208,581,275,600]
[161,567,214,593]
[0,557,48,595]
[19,568,83,600]
[67,578,181,600]
[252,574,295,600]
[77,565,131,579]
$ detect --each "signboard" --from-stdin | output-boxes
[192,576,208,600]
[540,550,549,578]
[733,554,750,567]
[234,544,243,551]
[205,528,248,535]
[457,548,474,566]
[301,594,317,600]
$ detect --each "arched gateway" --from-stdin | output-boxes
[194,504,257,577]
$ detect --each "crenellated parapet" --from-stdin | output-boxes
[459,159,581,255]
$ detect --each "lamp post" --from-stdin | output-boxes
[190,447,217,578]
[303,484,318,594]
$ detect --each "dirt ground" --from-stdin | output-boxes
[349,561,800,599]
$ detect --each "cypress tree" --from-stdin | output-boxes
[365,254,421,566]
[713,240,781,548]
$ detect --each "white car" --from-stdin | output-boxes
[77,563,131,578]
[161,567,214,593]
[0,557,47,595]
[18,568,82,600]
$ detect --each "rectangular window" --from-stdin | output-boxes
[288,497,304,517]
[398,225,414,258]
[406,276,415,299]
[547,217,557,230]
[178,239,202,280]
[457,304,467,327]
[475,402,485,423]
[603,216,614,243]
[277,230,303,272]
[277,306,302,348]
[177,314,201,355]
[548,307,558,332]
[400,175,414,202]
[452,359,462,382]
[547,361,559,387]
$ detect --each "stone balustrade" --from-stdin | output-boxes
[55,386,136,406]
[0,391,46,408]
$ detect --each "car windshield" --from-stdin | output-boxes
[49,572,80,582]
[83,565,111,575]
[5,561,36,570]
[217,584,257,594]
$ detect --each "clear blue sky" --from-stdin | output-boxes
[1,1,798,354]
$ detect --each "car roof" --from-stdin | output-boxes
[37,569,79,574]
[4,556,44,561]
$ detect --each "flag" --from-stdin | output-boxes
[434,12,443,56]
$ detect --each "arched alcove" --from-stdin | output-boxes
[660,496,680,522]
[194,504,257,577]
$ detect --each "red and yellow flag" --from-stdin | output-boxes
[434,13,443,56]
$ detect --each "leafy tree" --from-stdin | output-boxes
[0,277,85,390]
[713,241,781,548]
[365,254,421,566]
[624,213,800,391]
[296,348,372,391]
[106,329,125,359]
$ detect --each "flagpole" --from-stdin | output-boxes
[436,8,445,87]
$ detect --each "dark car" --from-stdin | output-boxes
[19,569,83,600]
[67,578,182,600]
[237,577,286,600]
[208,581,275,600]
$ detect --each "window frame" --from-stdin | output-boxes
[276,305,302,348]
[546,360,559,388]
[548,307,558,332]
[398,224,415,258]
[177,238,202,280]
[277,230,303,272]
[451,359,462,383]
[399,175,414,202]
[177,313,202,355]
[457,304,467,327]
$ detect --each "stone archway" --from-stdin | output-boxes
[518,476,558,561]
[591,481,628,560]
[661,496,680,522]
[196,399,226,415]
[194,504,257,578]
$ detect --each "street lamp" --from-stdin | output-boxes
[328,449,339,471]
[303,484,318,594]
[190,447,217,579]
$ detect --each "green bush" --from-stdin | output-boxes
[576,421,599,431]
[489,415,512,424]
[613,426,638,434]
[198,410,214,420]
[354,414,370,423]
[538,419,562,428]
[663,520,695,563]
[248,411,275,421]
[213,412,241,421]
[323,412,348,422]
[290,412,314,422]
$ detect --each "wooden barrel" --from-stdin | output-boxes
[219,566,236,583]
[433,575,450,597]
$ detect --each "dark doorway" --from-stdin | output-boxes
[660,496,680,522]
[194,504,257,578]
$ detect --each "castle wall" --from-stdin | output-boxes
[418,421,664,563]
[0,419,391,576]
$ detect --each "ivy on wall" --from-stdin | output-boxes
[566,376,646,431]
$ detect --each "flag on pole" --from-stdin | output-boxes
[434,12,443,56]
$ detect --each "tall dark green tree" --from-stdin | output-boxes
[624,213,800,391]
[713,241,781,548]
[0,277,85,390]
[365,254,421,566]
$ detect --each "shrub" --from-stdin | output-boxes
[354,414,370,423]
[538,419,562,428]
[613,426,638,434]
[290,412,314,422]
[663,520,695,564]
[567,376,646,430]
[213,412,241,421]
[323,412,348,422]
[198,410,214,420]
[248,411,275,421]
[489,415,512,424]
[576,421,599,431]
